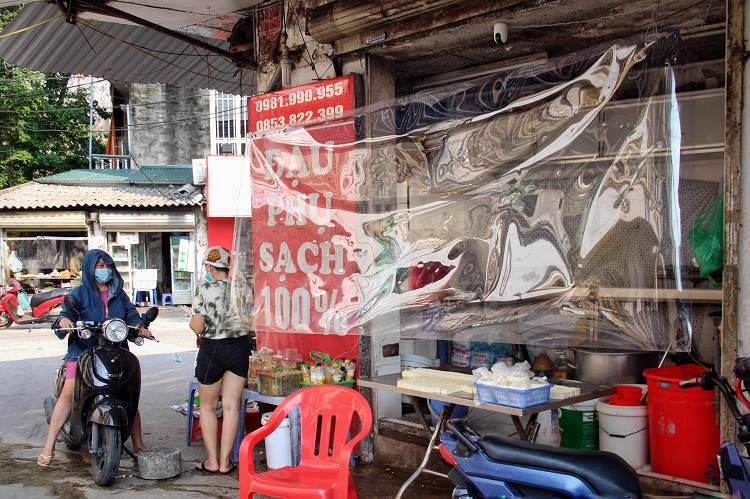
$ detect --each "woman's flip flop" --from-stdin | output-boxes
[37,453,54,467]
[195,460,218,473]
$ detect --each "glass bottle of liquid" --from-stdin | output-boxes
[553,352,569,380]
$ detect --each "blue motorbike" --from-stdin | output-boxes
[440,418,640,498]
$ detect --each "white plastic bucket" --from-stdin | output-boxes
[596,399,649,466]
[261,412,292,469]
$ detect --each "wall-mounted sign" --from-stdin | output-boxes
[249,74,355,133]
[206,155,252,217]
[116,232,139,245]
[257,1,282,65]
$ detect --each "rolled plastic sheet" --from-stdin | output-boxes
[234,31,714,352]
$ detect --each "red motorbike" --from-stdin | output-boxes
[0,279,68,328]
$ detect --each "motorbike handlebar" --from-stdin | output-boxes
[678,376,701,389]
[735,358,750,382]
[53,322,158,343]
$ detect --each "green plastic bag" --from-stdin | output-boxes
[688,193,723,287]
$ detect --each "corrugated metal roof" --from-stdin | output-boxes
[37,167,195,185]
[0,2,257,95]
[0,182,204,210]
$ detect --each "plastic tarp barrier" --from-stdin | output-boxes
[237,31,710,351]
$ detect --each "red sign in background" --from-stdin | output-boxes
[249,76,360,363]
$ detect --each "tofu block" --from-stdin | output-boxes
[549,385,581,400]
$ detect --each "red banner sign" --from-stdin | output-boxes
[249,76,358,341]
[249,75,355,133]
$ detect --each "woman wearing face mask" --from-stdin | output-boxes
[37,249,152,466]
[190,246,254,474]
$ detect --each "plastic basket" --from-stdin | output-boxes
[301,379,355,388]
[475,383,551,408]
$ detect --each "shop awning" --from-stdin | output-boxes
[98,212,195,231]
[0,211,87,229]
[0,2,256,94]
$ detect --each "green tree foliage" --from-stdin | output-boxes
[0,6,110,188]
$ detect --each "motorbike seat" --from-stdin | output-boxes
[477,434,641,496]
[30,288,69,308]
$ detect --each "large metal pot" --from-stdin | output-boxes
[572,347,660,386]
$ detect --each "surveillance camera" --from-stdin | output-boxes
[494,22,508,44]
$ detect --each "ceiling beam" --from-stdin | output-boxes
[50,0,257,69]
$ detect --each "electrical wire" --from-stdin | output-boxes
[0,13,60,39]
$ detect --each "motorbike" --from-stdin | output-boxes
[43,294,158,486]
[440,417,640,498]
[0,278,68,328]
[440,359,750,498]
[678,358,750,498]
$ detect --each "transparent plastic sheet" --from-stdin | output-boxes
[241,31,704,352]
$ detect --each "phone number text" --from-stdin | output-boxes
[255,105,346,132]
[254,81,346,112]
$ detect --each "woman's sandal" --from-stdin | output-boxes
[37,453,54,467]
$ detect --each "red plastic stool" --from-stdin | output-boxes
[191,412,223,443]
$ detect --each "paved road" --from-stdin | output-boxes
[0,305,251,498]
[0,306,448,498]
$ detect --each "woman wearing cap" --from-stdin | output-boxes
[38,248,152,466]
[190,246,253,474]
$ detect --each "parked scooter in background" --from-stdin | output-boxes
[0,278,68,328]
[678,358,750,498]
[43,295,158,486]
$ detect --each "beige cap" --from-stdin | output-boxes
[204,246,231,269]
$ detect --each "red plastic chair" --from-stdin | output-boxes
[239,384,373,499]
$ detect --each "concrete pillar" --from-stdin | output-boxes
[356,54,399,463]
[723,1,744,491]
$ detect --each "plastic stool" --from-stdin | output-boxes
[186,378,251,463]
[133,288,156,305]
[161,293,174,306]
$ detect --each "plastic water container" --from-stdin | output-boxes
[559,398,601,449]
[260,412,292,469]
[643,365,720,483]
[597,394,649,466]
[536,408,561,446]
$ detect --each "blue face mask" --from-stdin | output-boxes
[94,268,112,284]
[204,272,214,282]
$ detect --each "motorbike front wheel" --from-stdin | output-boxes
[0,312,12,329]
[91,423,122,486]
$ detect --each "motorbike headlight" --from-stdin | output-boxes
[103,319,128,343]
[80,328,92,340]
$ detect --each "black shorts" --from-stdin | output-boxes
[195,336,250,385]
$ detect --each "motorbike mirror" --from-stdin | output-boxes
[63,294,80,312]
[143,307,159,323]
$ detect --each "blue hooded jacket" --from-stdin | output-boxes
[54,248,143,361]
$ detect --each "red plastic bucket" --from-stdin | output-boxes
[643,364,719,483]
[610,385,643,406]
